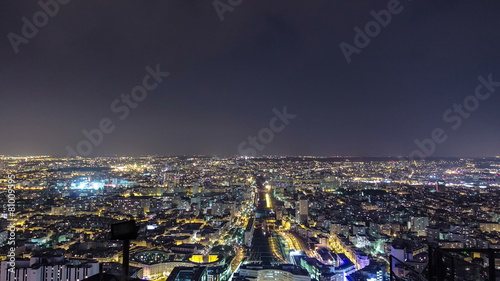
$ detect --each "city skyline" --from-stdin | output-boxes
[1,155,499,280]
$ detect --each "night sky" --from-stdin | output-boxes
[1,0,499,157]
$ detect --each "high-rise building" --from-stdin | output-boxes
[0,256,99,281]
[410,216,429,235]
[296,196,308,225]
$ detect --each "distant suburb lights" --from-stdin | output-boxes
[65,65,169,158]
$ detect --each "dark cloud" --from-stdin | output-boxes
[1,0,499,157]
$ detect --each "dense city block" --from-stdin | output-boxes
[0,156,499,280]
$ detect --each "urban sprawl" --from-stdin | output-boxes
[0,156,499,280]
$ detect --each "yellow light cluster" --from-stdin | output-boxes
[265,193,272,208]
[189,255,219,263]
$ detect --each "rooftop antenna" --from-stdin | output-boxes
[110,220,138,281]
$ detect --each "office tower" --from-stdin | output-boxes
[296,196,308,225]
